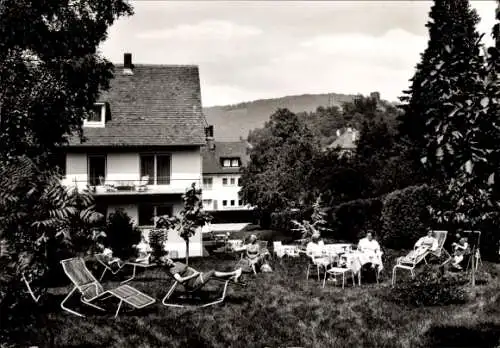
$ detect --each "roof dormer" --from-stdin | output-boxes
[83,103,107,128]
[221,157,241,168]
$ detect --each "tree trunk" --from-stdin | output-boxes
[185,239,189,266]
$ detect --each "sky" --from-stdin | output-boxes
[99,1,499,107]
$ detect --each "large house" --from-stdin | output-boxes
[201,132,253,213]
[61,53,207,258]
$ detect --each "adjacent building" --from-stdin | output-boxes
[61,53,207,258]
[201,131,253,213]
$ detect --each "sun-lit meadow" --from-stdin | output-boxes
[17,230,500,348]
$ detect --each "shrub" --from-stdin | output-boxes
[380,184,438,249]
[105,209,142,260]
[149,228,168,260]
[390,266,468,307]
[328,197,383,242]
[271,208,309,236]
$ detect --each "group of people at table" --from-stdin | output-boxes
[98,227,471,290]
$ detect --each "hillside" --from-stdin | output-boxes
[203,93,357,141]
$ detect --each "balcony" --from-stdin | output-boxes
[62,176,201,196]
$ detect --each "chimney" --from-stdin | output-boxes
[352,130,357,142]
[336,129,341,137]
[205,125,215,150]
[123,53,133,75]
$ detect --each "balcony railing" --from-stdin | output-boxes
[62,176,201,195]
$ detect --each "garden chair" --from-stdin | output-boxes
[162,273,246,308]
[95,253,156,284]
[424,230,451,265]
[60,257,155,318]
[305,252,331,281]
[95,253,126,281]
[323,254,356,289]
[273,241,300,259]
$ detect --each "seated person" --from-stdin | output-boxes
[305,233,331,267]
[99,245,124,271]
[407,228,438,261]
[451,237,469,269]
[134,236,152,264]
[159,254,243,289]
[357,231,383,268]
[234,234,269,271]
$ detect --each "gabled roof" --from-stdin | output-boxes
[68,65,206,147]
[202,141,250,174]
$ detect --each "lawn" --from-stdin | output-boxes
[16,246,500,348]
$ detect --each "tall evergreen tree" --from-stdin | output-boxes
[398,0,484,183]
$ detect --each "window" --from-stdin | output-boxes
[222,178,228,186]
[138,204,154,226]
[221,157,240,167]
[138,204,173,227]
[238,178,242,187]
[203,177,213,190]
[230,178,236,185]
[238,200,243,206]
[140,154,171,185]
[83,103,106,127]
[88,155,106,186]
[202,199,212,209]
[230,200,235,206]
[222,200,227,207]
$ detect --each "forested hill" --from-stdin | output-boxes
[202,93,358,141]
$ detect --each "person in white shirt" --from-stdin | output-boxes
[451,237,469,269]
[134,236,152,264]
[411,228,438,259]
[305,233,330,266]
[357,231,383,268]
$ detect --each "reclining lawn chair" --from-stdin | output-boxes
[60,257,155,318]
[424,230,451,265]
[162,273,246,309]
[392,230,451,286]
[95,253,126,281]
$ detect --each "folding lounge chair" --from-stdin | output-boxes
[95,253,126,281]
[424,230,451,265]
[391,230,450,286]
[162,274,246,308]
[60,257,155,318]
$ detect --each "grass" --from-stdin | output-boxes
[14,243,500,347]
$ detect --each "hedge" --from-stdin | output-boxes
[328,197,383,242]
[380,184,438,249]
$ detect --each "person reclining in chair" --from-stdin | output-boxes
[159,254,243,290]
[407,228,438,261]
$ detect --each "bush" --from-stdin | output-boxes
[149,228,167,260]
[328,197,383,242]
[380,184,438,249]
[105,209,142,259]
[390,266,468,307]
[270,208,310,236]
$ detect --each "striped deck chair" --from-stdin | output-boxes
[60,258,155,318]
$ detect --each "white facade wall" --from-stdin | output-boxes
[201,173,252,211]
[64,148,202,192]
[63,148,204,258]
